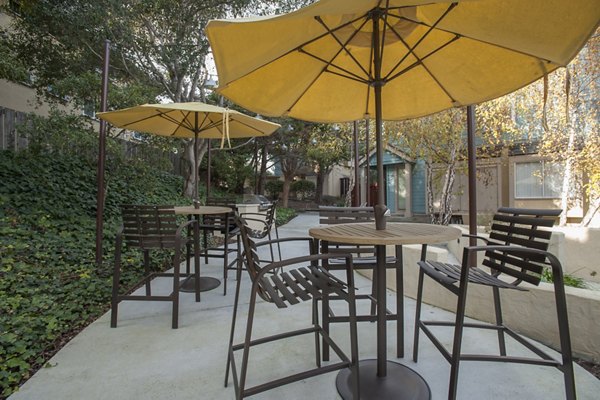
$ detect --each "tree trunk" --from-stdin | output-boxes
[182,137,207,199]
[315,168,325,204]
[257,144,268,195]
[559,122,576,226]
[281,178,292,208]
[425,162,438,224]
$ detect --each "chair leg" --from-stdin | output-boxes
[347,286,360,400]
[110,236,123,328]
[223,231,229,296]
[274,225,282,262]
[448,277,470,400]
[171,247,181,329]
[321,292,330,362]
[370,270,377,317]
[492,286,506,356]
[238,287,259,399]
[553,276,577,400]
[143,249,151,296]
[267,231,275,263]
[395,245,404,358]
[225,266,244,387]
[412,268,425,362]
[312,298,321,368]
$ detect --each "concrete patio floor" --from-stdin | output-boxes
[9,213,600,400]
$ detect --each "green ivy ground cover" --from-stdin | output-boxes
[0,150,188,398]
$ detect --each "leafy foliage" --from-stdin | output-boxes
[291,179,316,199]
[0,113,187,398]
[274,207,297,227]
[265,180,284,199]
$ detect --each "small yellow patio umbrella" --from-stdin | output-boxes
[97,102,280,202]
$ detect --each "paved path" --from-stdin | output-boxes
[9,213,600,399]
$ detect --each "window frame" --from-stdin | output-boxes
[514,160,563,199]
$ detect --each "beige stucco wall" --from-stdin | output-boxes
[323,164,350,199]
[360,240,600,361]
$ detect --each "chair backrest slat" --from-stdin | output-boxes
[319,206,374,225]
[120,205,179,249]
[318,206,376,257]
[482,207,560,286]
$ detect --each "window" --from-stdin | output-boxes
[515,161,563,198]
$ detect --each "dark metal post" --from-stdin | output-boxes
[353,120,360,206]
[206,139,211,198]
[467,105,477,246]
[365,118,370,206]
[194,114,200,203]
[95,39,110,268]
[254,139,259,193]
[373,14,385,208]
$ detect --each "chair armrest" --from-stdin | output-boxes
[257,253,355,283]
[461,233,502,246]
[254,236,314,250]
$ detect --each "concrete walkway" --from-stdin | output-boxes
[9,213,600,399]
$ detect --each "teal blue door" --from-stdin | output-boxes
[386,167,396,212]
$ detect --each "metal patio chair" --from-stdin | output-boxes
[110,204,198,329]
[200,197,240,295]
[225,215,360,399]
[413,207,576,399]
[239,201,281,263]
[318,206,403,359]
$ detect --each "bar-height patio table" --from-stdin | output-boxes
[309,222,461,400]
[174,205,232,297]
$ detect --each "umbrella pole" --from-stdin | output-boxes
[372,10,386,216]
[95,39,110,268]
[467,105,477,244]
[194,113,199,206]
[365,119,370,206]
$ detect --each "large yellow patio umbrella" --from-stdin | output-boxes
[206,0,599,210]
[206,0,599,398]
[98,102,280,202]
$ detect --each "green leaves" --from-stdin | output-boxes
[0,114,187,396]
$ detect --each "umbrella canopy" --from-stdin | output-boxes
[97,102,280,140]
[98,102,280,201]
[207,0,598,122]
[206,0,599,211]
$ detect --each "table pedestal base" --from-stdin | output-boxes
[180,277,221,292]
[336,359,430,400]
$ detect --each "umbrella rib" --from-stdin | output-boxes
[384,19,458,104]
[386,35,459,83]
[396,15,558,66]
[378,0,392,69]
[217,13,371,89]
[383,3,456,82]
[314,16,371,80]
[298,48,369,84]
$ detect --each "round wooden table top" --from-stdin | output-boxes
[173,205,232,215]
[309,222,461,246]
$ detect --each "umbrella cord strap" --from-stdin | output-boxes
[221,109,231,148]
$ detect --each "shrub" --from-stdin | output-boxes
[265,180,284,199]
[0,112,188,397]
[291,180,315,200]
[275,207,297,226]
